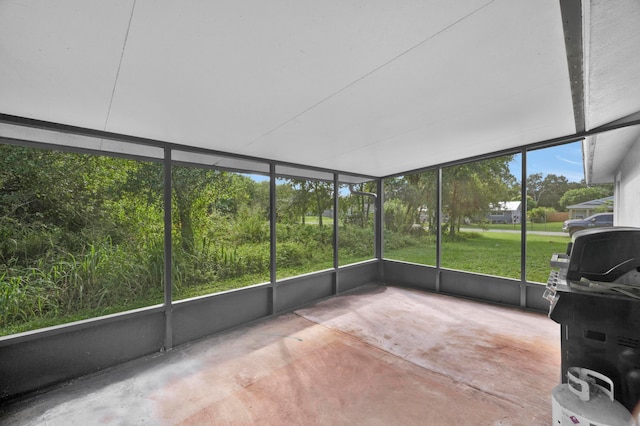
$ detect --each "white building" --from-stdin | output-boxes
[584,127,640,226]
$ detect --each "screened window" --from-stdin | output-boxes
[383,171,437,265]
[440,154,521,279]
[171,152,270,300]
[338,177,377,265]
[275,172,334,279]
[0,143,164,335]
[524,142,609,283]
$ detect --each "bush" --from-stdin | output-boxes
[214,243,270,280]
[383,199,408,232]
[277,223,332,245]
[383,229,424,251]
[277,242,311,268]
[529,207,556,223]
[338,225,374,257]
[232,209,269,244]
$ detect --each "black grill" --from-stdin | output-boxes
[546,227,640,412]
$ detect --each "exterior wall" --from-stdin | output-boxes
[568,208,590,219]
[567,199,613,220]
[616,136,640,226]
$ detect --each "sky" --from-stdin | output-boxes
[509,140,585,183]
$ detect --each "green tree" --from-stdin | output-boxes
[341,182,377,229]
[0,146,96,232]
[282,179,333,226]
[126,163,240,256]
[443,156,514,237]
[527,173,546,204]
[526,173,545,205]
[559,187,613,210]
[310,181,333,227]
[527,173,578,210]
[0,145,145,263]
[276,182,298,224]
[384,172,437,234]
[245,179,270,220]
[542,175,577,210]
[288,179,312,224]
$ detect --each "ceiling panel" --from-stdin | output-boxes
[0,0,134,130]
[1,0,577,177]
[247,0,574,175]
[585,0,640,130]
[104,0,492,150]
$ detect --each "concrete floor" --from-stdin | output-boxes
[1,285,560,425]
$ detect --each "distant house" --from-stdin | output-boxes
[487,201,522,224]
[566,196,614,219]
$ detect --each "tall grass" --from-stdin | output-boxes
[0,237,165,334]
[1,218,567,336]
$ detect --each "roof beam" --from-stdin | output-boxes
[590,109,640,134]
[559,0,586,134]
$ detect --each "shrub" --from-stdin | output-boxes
[340,226,375,257]
[383,199,408,232]
[383,230,428,251]
[529,207,556,223]
[232,209,269,244]
[213,243,270,280]
[277,242,310,268]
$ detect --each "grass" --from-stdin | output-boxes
[303,216,334,226]
[0,295,163,336]
[1,228,568,337]
[384,231,569,283]
[463,221,565,233]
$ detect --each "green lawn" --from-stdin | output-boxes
[463,221,565,233]
[385,231,568,283]
[303,216,334,226]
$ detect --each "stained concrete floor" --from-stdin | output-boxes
[1,285,560,425]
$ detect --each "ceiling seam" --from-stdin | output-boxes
[244,0,497,148]
[103,0,137,132]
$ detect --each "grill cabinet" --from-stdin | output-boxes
[546,227,640,413]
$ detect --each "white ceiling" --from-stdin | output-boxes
[582,0,640,183]
[584,0,640,130]
[0,0,636,178]
[584,125,640,184]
